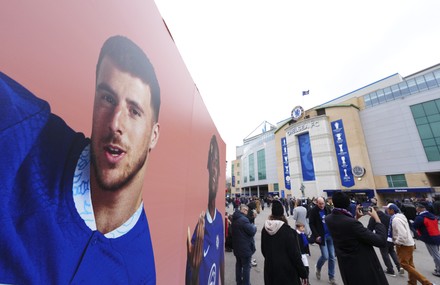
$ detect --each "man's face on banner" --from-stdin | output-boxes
[91,56,159,191]
[208,145,220,201]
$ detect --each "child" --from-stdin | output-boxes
[296,222,311,285]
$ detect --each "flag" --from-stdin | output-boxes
[302,90,309,96]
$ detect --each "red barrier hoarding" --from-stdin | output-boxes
[0,1,225,284]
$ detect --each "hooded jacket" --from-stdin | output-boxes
[261,219,307,285]
[414,211,440,245]
[391,213,415,246]
[231,210,256,257]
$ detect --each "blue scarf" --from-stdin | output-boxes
[388,214,395,239]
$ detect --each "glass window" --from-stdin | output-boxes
[274,183,279,192]
[422,138,436,147]
[426,146,440,161]
[423,101,439,116]
[411,100,440,161]
[434,69,440,85]
[387,174,408,187]
[370,92,379,106]
[416,75,428,92]
[431,121,440,134]
[364,94,372,108]
[376,89,386,103]
[414,117,428,125]
[425,73,438,89]
[398,81,410,97]
[411,104,425,118]
[237,180,240,185]
[428,114,440,123]
[418,124,433,139]
[243,157,248,183]
[249,153,255,182]
[383,87,393,102]
[257,149,266,180]
[407,78,419,94]
[391,84,402,98]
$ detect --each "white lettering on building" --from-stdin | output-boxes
[287,120,320,136]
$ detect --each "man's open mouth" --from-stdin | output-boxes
[105,145,124,156]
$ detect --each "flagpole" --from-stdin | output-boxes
[301,90,309,108]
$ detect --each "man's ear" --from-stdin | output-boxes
[149,122,160,151]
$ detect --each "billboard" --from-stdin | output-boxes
[0,1,225,284]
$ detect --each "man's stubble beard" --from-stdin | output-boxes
[90,141,149,192]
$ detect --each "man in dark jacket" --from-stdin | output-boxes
[232,204,257,285]
[433,196,440,217]
[367,206,403,276]
[309,197,337,284]
[401,199,418,238]
[414,203,440,277]
[326,192,389,285]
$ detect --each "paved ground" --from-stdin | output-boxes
[224,205,440,285]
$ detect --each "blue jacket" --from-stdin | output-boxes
[0,72,155,284]
[231,210,256,257]
[414,211,440,245]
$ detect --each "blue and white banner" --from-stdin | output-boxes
[281,137,291,190]
[331,119,354,187]
[298,133,315,181]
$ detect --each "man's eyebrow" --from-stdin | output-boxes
[96,82,116,96]
[96,83,145,115]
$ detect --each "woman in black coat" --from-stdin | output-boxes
[261,200,307,285]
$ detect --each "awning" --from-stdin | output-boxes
[323,189,375,198]
[376,187,433,194]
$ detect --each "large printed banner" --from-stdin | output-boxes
[298,133,316,181]
[331,119,355,188]
[281,137,291,190]
[0,2,225,284]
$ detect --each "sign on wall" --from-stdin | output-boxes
[281,137,291,190]
[331,119,355,187]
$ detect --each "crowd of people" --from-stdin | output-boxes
[225,194,440,285]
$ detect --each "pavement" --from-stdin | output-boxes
[224,204,440,285]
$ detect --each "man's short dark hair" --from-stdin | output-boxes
[207,135,219,173]
[96,35,161,122]
[332,191,350,209]
[416,203,427,209]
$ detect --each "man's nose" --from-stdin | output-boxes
[109,105,125,135]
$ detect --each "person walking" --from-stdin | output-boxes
[261,200,307,285]
[289,198,295,216]
[296,222,312,285]
[232,204,257,285]
[293,198,311,237]
[367,205,403,277]
[401,199,418,239]
[413,203,440,277]
[247,198,258,267]
[309,197,337,284]
[386,203,435,285]
[326,192,389,285]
